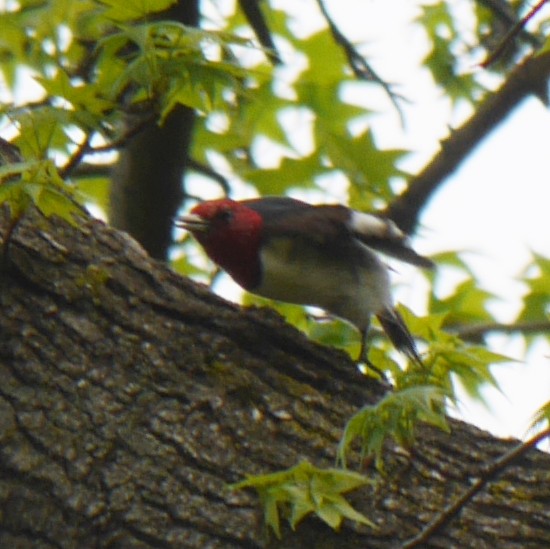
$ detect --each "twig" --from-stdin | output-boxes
[59,134,92,179]
[401,427,550,548]
[481,0,549,68]
[454,320,550,340]
[238,0,281,64]
[477,0,541,49]
[315,0,406,122]
[59,114,156,179]
[186,159,231,195]
[70,162,113,180]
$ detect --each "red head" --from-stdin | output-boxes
[182,199,264,290]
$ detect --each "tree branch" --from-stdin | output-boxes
[109,2,200,260]
[315,0,406,120]
[60,114,155,180]
[238,0,281,64]
[477,0,541,49]
[402,427,550,548]
[386,50,550,234]
[482,0,549,68]
[1,207,550,546]
[454,319,550,340]
[186,158,231,196]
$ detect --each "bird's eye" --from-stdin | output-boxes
[216,209,234,223]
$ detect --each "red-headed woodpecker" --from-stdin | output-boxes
[176,196,433,366]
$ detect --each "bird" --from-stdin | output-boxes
[176,196,433,368]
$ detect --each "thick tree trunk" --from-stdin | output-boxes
[109,0,199,260]
[0,209,548,548]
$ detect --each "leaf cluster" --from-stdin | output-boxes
[0,157,80,224]
[517,253,550,329]
[0,0,255,216]
[231,460,375,538]
[338,385,449,470]
[418,0,539,103]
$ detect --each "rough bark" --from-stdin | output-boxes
[0,209,549,548]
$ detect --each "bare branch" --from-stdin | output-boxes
[454,320,550,340]
[59,134,92,179]
[238,0,281,64]
[186,158,231,196]
[59,114,156,180]
[402,427,550,548]
[386,51,550,234]
[477,0,541,49]
[481,0,549,68]
[71,162,113,180]
[315,0,406,120]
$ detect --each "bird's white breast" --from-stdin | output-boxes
[255,237,391,329]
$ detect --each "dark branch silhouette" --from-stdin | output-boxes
[386,51,550,234]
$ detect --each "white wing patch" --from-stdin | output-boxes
[349,211,404,240]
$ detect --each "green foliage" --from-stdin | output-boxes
[73,175,111,214]
[338,386,449,469]
[426,251,498,329]
[431,278,496,327]
[231,460,375,538]
[0,159,80,224]
[0,0,258,222]
[418,1,510,103]
[537,35,550,57]
[517,253,550,326]
[418,2,481,103]
[9,107,83,160]
[97,23,256,118]
[326,128,407,206]
[245,153,329,195]
[418,0,538,100]
[0,0,255,158]
[97,0,178,21]
[396,307,510,403]
[329,305,511,470]
[298,29,348,85]
[187,5,409,208]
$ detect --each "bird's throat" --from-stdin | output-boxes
[197,218,263,291]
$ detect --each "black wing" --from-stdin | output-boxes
[244,197,433,269]
[243,197,352,243]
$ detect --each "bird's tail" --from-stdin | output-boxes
[376,307,423,367]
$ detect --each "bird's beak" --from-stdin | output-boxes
[175,214,210,232]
